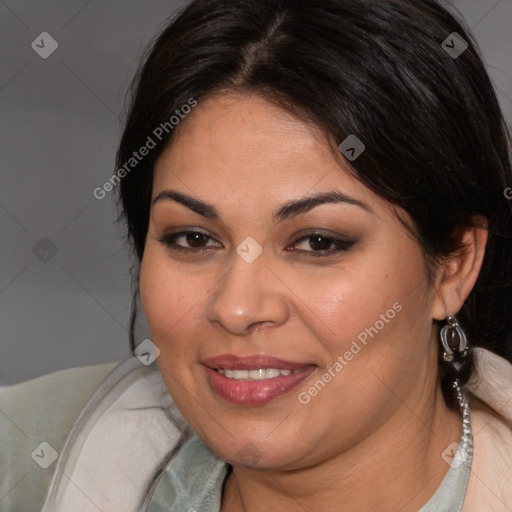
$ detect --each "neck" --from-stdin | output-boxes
[221,384,462,512]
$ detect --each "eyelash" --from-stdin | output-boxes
[156,230,355,257]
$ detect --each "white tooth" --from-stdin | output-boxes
[221,368,298,380]
[233,369,249,379]
[248,369,266,380]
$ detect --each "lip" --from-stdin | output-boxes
[202,354,317,405]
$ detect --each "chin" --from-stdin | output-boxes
[207,435,306,470]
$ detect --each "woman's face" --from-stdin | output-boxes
[140,93,442,469]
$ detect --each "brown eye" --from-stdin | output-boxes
[157,230,221,252]
[309,235,335,251]
[184,232,209,247]
[291,233,355,256]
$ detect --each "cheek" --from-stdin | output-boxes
[139,249,205,402]
[282,260,412,352]
[139,248,202,344]
[291,245,430,377]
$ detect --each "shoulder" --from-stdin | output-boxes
[0,361,119,512]
[462,347,512,511]
[38,357,191,512]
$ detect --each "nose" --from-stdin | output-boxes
[206,251,290,336]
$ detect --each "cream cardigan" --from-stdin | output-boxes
[0,346,511,511]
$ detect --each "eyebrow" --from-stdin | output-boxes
[152,189,373,224]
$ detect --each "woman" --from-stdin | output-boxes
[2,0,512,511]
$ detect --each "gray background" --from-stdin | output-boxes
[1,0,511,385]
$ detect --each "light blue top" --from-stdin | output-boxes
[147,430,472,512]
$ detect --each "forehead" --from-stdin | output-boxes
[155,93,346,185]
[151,92,397,224]
[158,94,327,169]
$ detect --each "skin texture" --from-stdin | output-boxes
[139,93,488,511]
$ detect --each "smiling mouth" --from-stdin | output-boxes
[216,367,309,380]
[202,354,318,404]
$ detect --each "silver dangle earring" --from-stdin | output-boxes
[440,315,469,372]
[452,377,472,446]
[440,315,473,456]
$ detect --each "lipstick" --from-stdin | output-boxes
[202,354,317,405]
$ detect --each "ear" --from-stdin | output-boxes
[430,217,488,321]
